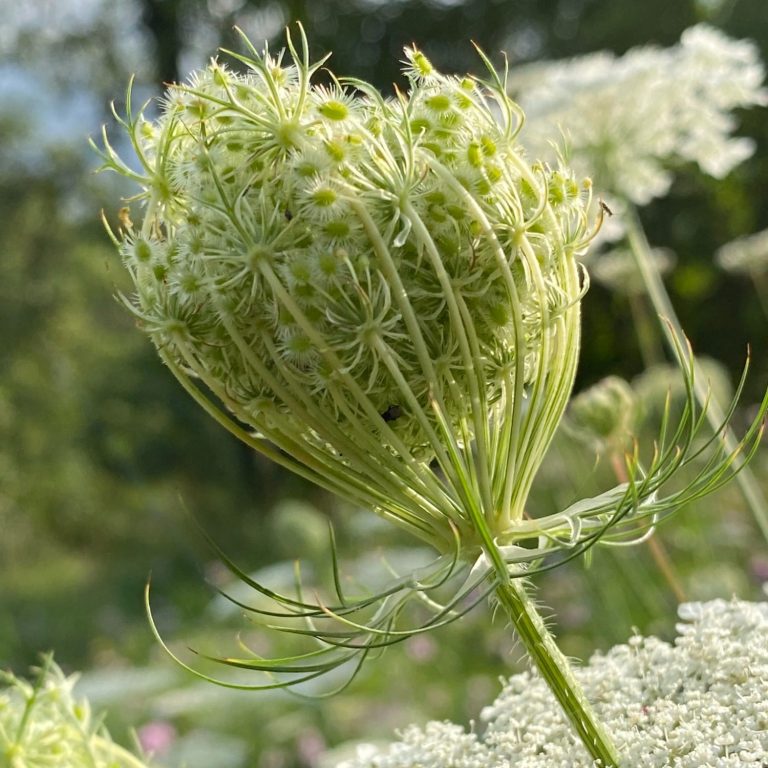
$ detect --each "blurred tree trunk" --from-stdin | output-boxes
[283,0,308,20]
[140,0,183,85]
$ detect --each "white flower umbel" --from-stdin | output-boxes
[0,656,152,768]
[336,596,768,768]
[512,24,767,206]
[717,228,768,317]
[717,228,768,276]
[588,246,675,297]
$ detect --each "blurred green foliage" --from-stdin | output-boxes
[1,1,767,766]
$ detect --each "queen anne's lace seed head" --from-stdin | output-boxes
[512,24,767,207]
[97,27,768,706]
[100,27,597,555]
[334,596,768,768]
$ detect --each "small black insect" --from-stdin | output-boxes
[285,208,294,221]
[381,404,402,422]
[599,199,614,217]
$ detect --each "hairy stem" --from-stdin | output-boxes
[494,577,621,766]
[625,205,768,543]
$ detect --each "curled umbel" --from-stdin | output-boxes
[99,27,597,560]
[97,35,765,758]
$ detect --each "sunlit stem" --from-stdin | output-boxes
[748,268,768,320]
[627,292,664,367]
[625,205,768,544]
[493,575,621,766]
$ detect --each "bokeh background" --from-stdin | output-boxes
[1,0,767,766]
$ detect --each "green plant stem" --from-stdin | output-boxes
[627,291,664,367]
[749,269,768,320]
[625,205,768,544]
[494,577,621,766]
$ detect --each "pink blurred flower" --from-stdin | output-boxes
[138,720,177,756]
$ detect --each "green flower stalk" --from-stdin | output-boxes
[95,26,766,767]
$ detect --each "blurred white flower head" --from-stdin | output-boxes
[716,227,768,275]
[564,375,638,451]
[588,245,675,294]
[512,24,767,207]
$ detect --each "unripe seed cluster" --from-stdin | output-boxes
[118,40,593,462]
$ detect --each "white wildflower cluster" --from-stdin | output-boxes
[716,227,768,275]
[587,245,675,295]
[0,657,152,768]
[336,596,768,768]
[512,25,767,206]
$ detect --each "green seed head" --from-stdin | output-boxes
[92,30,768,699]
[102,27,597,552]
